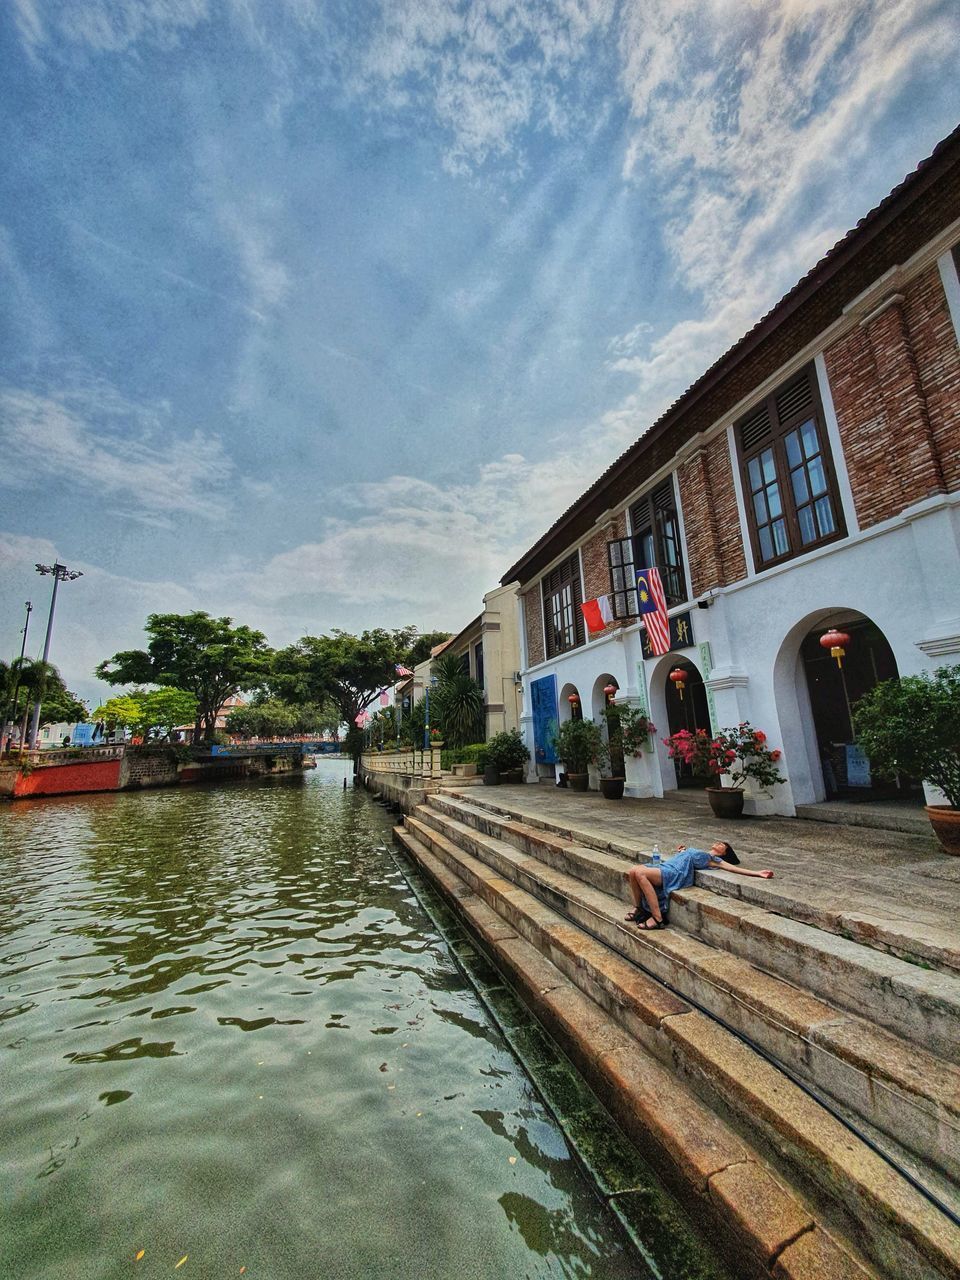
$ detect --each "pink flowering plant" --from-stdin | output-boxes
[609,704,656,757]
[663,722,786,793]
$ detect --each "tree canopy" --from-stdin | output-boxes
[226,697,340,739]
[407,630,452,666]
[94,688,199,739]
[2,659,87,729]
[272,628,415,728]
[96,612,272,742]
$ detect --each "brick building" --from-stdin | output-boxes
[504,125,960,813]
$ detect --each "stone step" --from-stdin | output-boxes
[413,803,960,1198]
[398,816,960,1280]
[794,801,934,838]
[394,824,880,1280]
[430,792,960,1060]
[442,787,960,977]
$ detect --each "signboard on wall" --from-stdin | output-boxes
[845,744,872,788]
[640,611,694,660]
[530,674,559,765]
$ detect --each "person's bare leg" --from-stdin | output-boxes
[627,866,663,920]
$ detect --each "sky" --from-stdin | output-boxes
[2,0,959,710]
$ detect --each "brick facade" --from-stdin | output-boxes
[580,512,626,602]
[678,436,748,597]
[522,587,545,667]
[824,262,960,529]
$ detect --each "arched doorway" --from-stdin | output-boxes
[593,675,623,778]
[664,660,712,788]
[800,614,920,802]
[558,683,582,723]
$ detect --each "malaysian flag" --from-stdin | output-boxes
[636,567,670,656]
[395,663,413,677]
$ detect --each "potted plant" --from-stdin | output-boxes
[484,729,529,785]
[853,664,960,854]
[598,705,626,800]
[663,723,786,817]
[555,718,605,791]
[616,705,656,758]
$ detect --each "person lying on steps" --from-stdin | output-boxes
[625,842,774,929]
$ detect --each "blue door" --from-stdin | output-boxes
[531,675,559,765]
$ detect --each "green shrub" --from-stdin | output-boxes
[485,730,529,771]
[555,718,605,773]
[854,664,960,807]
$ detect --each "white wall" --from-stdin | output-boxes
[521,495,960,812]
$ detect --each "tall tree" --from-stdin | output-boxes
[96,612,272,743]
[406,630,452,666]
[1,660,85,744]
[272,628,415,729]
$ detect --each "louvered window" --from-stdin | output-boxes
[541,553,585,657]
[736,365,845,568]
[606,477,687,618]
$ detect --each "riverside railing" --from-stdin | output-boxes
[361,744,446,782]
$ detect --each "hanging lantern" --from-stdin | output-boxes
[819,629,851,669]
[603,683,617,702]
[669,668,687,700]
[567,693,580,705]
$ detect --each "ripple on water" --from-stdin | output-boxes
[1,765,647,1279]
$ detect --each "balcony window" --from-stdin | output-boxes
[736,365,845,569]
[606,478,687,618]
[541,553,585,657]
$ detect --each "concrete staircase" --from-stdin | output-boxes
[394,788,960,1280]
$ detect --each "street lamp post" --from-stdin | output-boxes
[28,562,83,750]
[1,600,32,755]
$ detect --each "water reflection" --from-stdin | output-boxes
[1,764,642,1279]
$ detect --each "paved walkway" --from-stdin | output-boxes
[454,783,960,972]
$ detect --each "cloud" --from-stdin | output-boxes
[0,380,234,520]
[13,0,211,58]
[609,0,960,401]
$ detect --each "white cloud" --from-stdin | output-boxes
[14,0,211,57]
[0,381,234,520]
[609,0,960,401]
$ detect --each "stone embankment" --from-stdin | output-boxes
[0,744,307,800]
[371,774,960,1280]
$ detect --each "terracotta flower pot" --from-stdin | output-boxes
[925,805,960,855]
[567,772,589,792]
[706,786,745,819]
[599,777,625,800]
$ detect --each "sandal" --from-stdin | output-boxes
[624,908,643,922]
[640,916,665,930]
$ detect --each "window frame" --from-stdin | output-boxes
[606,477,687,619]
[541,553,585,658]
[734,365,846,571]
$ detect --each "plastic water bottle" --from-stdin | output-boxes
[651,843,661,869]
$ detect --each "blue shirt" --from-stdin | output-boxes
[655,847,715,911]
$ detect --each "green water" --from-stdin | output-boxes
[0,760,652,1279]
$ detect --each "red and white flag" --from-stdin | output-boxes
[580,594,614,634]
[395,664,413,677]
[379,691,389,706]
[636,567,670,655]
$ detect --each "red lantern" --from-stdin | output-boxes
[819,629,851,669]
[669,668,687,700]
[603,683,617,702]
[567,693,580,705]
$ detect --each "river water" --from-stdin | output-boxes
[0,762,737,1274]
[0,761,718,1279]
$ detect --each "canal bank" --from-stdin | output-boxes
[0,759,729,1279]
[369,770,960,1280]
[0,742,310,801]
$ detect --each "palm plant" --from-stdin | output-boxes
[431,652,485,748]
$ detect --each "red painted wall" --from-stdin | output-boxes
[13,759,123,797]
